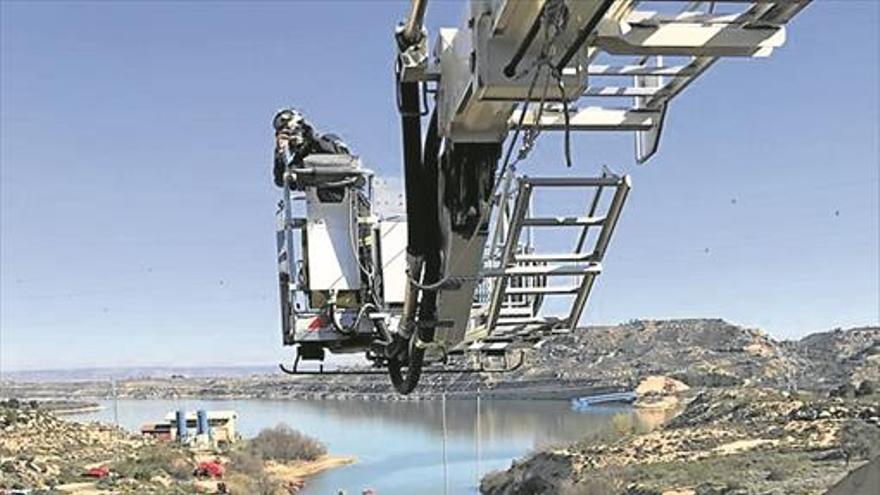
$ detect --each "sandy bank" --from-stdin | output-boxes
[265,454,357,481]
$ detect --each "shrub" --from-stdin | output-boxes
[228,449,264,477]
[766,466,788,481]
[224,472,281,495]
[226,449,283,494]
[830,382,858,399]
[248,424,326,462]
[611,413,636,437]
[115,444,191,481]
[559,479,618,495]
[856,380,875,397]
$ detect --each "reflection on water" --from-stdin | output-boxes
[71,398,646,495]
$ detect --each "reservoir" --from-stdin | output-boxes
[69,398,639,494]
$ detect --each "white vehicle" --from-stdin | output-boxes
[275,0,810,393]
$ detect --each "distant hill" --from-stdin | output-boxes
[1,365,277,383]
[2,320,877,400]
[516,319,879,392]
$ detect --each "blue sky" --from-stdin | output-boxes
[1,1,877,371]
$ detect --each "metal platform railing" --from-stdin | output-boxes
[473,170,631,340]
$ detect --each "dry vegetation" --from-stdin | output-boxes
[224,424,332,494]
[0,406,342,494]
[247,424,327,462]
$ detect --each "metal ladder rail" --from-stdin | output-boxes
[485,175,629,333]
[573,170,609,256]
[510,185,586,322]
[487,168,518,268]
[487,169,546,317]
[566,175,630,330]
[508,176,627,331]
[485,179,533,331]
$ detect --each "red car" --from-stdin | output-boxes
[194,460,224,479]
[84,465,110,478]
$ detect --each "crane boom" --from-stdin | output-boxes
[275,0,811,394]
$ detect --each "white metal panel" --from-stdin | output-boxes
[634,57,667,163]
[511,106,660,131]
[379,219,408,304]
[597,17,786,57]
[305,189,361,291]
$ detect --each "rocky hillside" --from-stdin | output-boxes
[514,319,801,387]
[0,400,154,491]
[786,327,880,391]
[481,387,880,495]
[478,321,880,494]
[504,319,879,393]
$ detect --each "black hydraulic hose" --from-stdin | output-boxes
[554,0,614,73]
[422,110,442,251]
[389,110,442,395]
[398,80,427,256]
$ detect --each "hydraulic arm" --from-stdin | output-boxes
[274,0,811,394]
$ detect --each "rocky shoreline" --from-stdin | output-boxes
[480,387,879,494]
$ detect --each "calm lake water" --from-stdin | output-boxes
[69,398,636,495]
